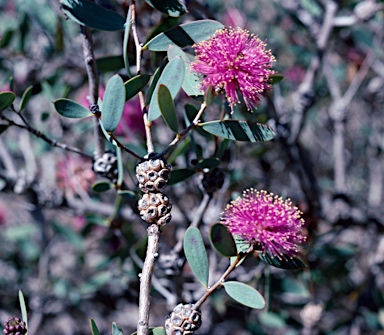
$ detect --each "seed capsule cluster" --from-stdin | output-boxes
[136,157,171,193]
[93,152,118,183]
[165,304,202,335]
[137,192,172,226]
[137,155,172,226]
[3,317,27,335]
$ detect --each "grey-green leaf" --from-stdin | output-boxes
[90,319,101,335]
[144,0,186,17]
[53,98,93,118]
[270,74,284,85]
[184,226,209,287]
[199,120,276,142]
[19,290,28,329]
[210,223,237,257]
[92,181,115,192]
[112,322,123,335]
[60,0,125,31]
[0,91,16,112]
[102,74,126,132]
[19,85,33,112]
[125,74,151,101]
[123,7,132,77]
[158,84,179,133]
[259,253,306,270]
[168,168,196,185]
[223,281,265,309]
[144,20,224,51]
[168,45,203,96]
[148,57,184,122]
[150,327,166,335]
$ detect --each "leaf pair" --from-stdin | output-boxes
[183,226,265,309]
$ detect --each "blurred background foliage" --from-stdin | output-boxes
[1,0,384,334]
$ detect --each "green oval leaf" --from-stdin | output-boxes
[123,7,132,77]
[210,223,237,257]
[0,91,16,112]
[270,74,284,85]
[145,0,186,17]
[150,327,166,335]
[144,20,224,51]
[168,45,203,96]
[19,85,33,112]
[168,168,196,185]
[53,98,93,118]
[148,57,184,122]
[223,281,265,309]
[199,120,276,142]
[60,0,125,31]
[92,181,115,192]
[259,252,306,270]
[125,74,151,101]
[102,74,126,132]
[96,55,124,73]
[158,84,179,133]
[112,322,123,335]
[184,226,209,287]
[18,290,28,329]
[90,319,101,335]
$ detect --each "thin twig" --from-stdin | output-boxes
[0,114,93,158]
[194,247,253,309]
[289,0,338,144]
[160,101,208,157]
[80,23,104,160]
[130,0,154,154]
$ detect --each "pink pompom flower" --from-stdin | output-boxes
[220,189,306,259]
[191,27,276,111]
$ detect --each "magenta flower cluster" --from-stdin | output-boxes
[191,27,275,111]
[220,189,306,259]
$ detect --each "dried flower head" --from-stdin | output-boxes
[191,27,275,111]
[220,189,306,259]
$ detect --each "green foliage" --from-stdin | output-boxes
[148,57,184,122]
[0,91,16,112]
[92,181,115,192]
[53,98,93,118]
[158,84,179,133]
[210,223,237,257]
[144,20,224,51]
[90,319,101,335]
[199,120,276,142]
[112,322,124,335]
[18,85,33,112]
[102,74,126,132]
[183,227,209,287]
[222,281,265,309]
[18,290,28,331]
[168,168,197,185]
[96,56,125,73]
[258,253,306,270]
[167,45,203,96]
[60,0,125,31]
[144,0,186,17]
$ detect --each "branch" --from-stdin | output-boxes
[289,0,338,144]
[137,224,160,335]
[80,24,104,160]
[0,114,93,159]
